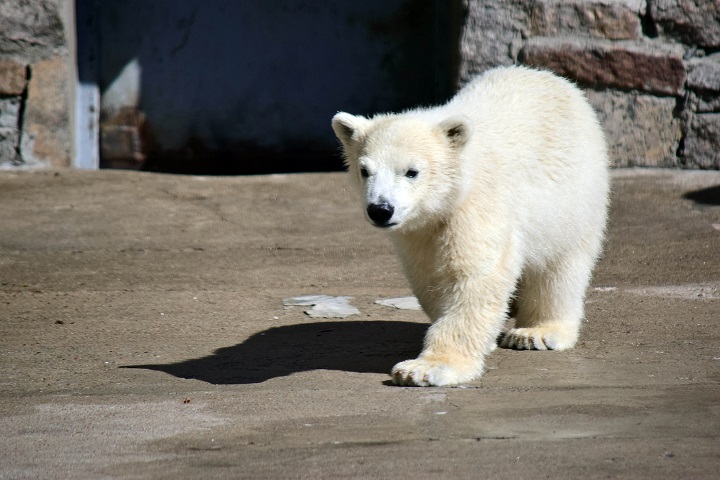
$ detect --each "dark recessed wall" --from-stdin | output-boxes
[79,0,463,174]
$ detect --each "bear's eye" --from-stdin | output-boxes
[360,167,370,178]
[405,168,419,179]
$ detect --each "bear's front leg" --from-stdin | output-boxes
[391,277,513,387]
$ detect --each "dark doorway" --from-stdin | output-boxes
[76,0,464,175]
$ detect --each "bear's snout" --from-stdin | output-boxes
[367,202,395,227]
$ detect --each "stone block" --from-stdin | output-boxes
[684,113,720,169]
[520,37,686,95]
[650,0,720,49]
[459,1,527,83]
[686,53,720,113]
[686,53,720,92]
[0,97,21,128]
[585,89,681,167]
[529,0,643,40]
[0,0,66,58]
[19,56,70,168]
[0,127,20,165]
[0,59,27,95]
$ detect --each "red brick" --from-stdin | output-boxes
[520,38,686,95]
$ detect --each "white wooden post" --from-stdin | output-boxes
[74,0,100,170]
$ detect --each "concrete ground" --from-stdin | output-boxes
[0,168,718,479]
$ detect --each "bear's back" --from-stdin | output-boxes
[444,66,610,262]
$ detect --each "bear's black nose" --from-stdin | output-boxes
[367,202,395,226]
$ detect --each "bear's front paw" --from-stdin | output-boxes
[499,326,577,351]
[391,357,480,387]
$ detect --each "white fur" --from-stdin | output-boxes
[332,66,610,387]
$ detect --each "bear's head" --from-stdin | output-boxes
[332,112,472,232]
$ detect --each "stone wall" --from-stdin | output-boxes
[0,0,72,169]
[0,0,717,170]
[461,0,720,168]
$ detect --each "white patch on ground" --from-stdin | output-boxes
[420,392,447,403]
[375,296,422,310]
[593,286,618,292]
[283,295,360,318]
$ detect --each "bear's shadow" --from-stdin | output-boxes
[683,185,720,206]
[123,320,427,384]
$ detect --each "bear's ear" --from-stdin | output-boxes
[438,116,472,149]
[332,112,369,147]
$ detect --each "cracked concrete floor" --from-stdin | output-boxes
[0,168,718,479]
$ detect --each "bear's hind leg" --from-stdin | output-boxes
[500,249,596,351]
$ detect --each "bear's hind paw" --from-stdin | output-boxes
[499,326,577,351]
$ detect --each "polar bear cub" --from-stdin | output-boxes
[332,66,609,387]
